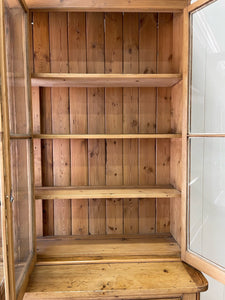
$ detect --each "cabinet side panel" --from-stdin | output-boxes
[170,13,183,245]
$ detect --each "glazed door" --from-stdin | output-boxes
[0,0,35,299]
[184,0,225,285]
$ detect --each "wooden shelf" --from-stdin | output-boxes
[31,73,182,88]
[24,261,207,299]
[35,185,181,200]
[26,0,187,12]
[33,133,182,139]
[36,234,181,264]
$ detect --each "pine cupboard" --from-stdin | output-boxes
[0,0,224,299]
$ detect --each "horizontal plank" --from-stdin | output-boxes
[35,185,181,200]
[36,235,181,264]
[33,133,182,139]
[31,73,182,87]
[10,134,33,139]
[26,0,187,12]
[24,261,207,299]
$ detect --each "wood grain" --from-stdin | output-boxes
[36,235,181,263]
[25,0,187,12]
[170,13,183,245]
[31,73,182,88]
[24,261,207,297]
[87,13,106,235]
[68,12,88,235]
[49,12,71,235]
[32,87,43,237]
[105,12,123,235]
[156,13,174,233]
[33,133,182,139]
[33,12,54,236]
[123,13,139,234]
[35,186,181,200]
[139,13,157,234]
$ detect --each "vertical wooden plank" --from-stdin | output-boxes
[138,13,157,234]
[139,88,156,234]
[32,87,43,237]
[86,13,104,74]
[68,12,86,74]
[86,13,105,235]
[173,13,183,74]
[170,82,183,245]
[170,13,183,246]
[33,12,54,236]
[156,13,173,233]
[68,12,88,235]
[29,12,33,74]
[70,88,88,235]
[33,12,50,72]
[123,13,139,234]
[49,12,71,235]
[105,12,123,234]
[139,13,157,74]
[40,88,54,236]
[105,12,122,74]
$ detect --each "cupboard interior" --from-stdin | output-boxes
[22,9,208,300]
[31,11,183,241]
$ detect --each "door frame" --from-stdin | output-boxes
[182,0,225,285]
[0,0,36,299]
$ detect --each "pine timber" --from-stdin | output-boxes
[25,0,187,12]
[24,261,207,299]
[35,186,181,200]
[31,73,182,87]
[33,134,182,139]
[36,234,181,263]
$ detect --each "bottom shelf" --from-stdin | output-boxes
[24,261,207,299]
[36,234,181,264]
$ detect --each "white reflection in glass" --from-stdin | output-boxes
[190,0,225,133]
[189,138,225,268]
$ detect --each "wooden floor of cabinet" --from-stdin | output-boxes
[24,235,207,299]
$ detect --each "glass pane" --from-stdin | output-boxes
[189,0,225,134]
[4,0,30,135]
[10,139,33,291]
[188,137,225,269]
